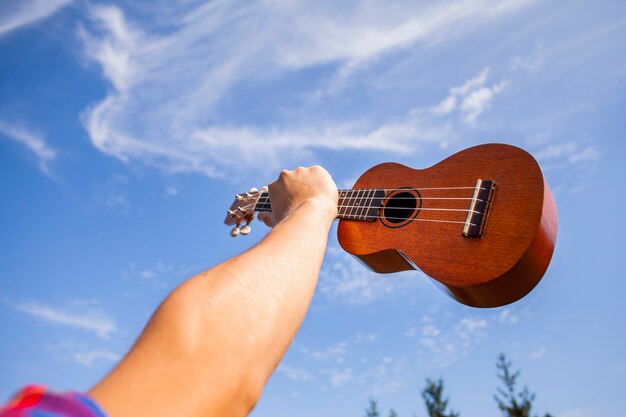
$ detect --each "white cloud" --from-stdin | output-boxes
[325,368,354,388]
[459,81,509,123]
[318,246,418,306]
[94,175,130,211]
[535,142,600,166]
[431,96,457,115]
[79,1,535,177]
[277,364,313,382]
[536,142,577,159]
[354,333,378,344]
[511,44,545,72]
[528,346,547,360]
[73,348,121,367]
[431,68,509,124]
[0,119,56,175]
[304,341,348,364]
[459,317,488,332]
[321,359,406,394]
[561,408,585,417]
[568,146,600,163]
[422,324,441,337]
[497,308,519,324]
[0,0,72,37]
[14,301,117,339]
[164,185,179,198]
[415,315,489,367]
[126,260,182,288]
[451,68,491,97]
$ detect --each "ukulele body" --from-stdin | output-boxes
[337,143,558,308]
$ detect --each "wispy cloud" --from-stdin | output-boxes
[561,408,585,417]
[319,357,407,394]
[317,246,419,306]
[535,141,600,168]
[528,346,547,360]
[277,364,313,382]
[125,260,193,289]
[92,174,131,214]
[0,119,56,176]
[498,308,519,324]
[78,1,535,177]
[14,301,117,339]
[324,367,354,388]
[73,348,121,366]
[410,315,489,367]
[431,68,509,124]
[0,0,72,37]
[302,341,348,364]
[511,44,545,72]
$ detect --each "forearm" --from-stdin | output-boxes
[181,198,335,386]
[89,198,335,417]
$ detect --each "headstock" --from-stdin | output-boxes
[224,187,266,237]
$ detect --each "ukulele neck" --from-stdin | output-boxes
[254,189,385,221]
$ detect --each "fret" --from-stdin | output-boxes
[356,189,367,219]
[352,190,365,220]
[354,189,363,219]
[338,189,349,218]
[255,191,271,212]
[346,189,357,220]
[362,189,374,220]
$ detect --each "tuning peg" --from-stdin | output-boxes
[236,194,244,201]
[230,225,240,237]
[249,187,258,193]
[227,209,236,217]
[240,219,252,235]
[261,186,268,192]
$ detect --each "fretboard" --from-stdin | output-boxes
[254,189,386,221]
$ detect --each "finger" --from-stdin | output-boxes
[257,212,273,227]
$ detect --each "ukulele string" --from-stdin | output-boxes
[254,197,483,212]
[254,202,478,213]
[255,198,480,207]
[252,204,477,224]
[249,203,476,225]
[377,186,479,191]
[251,188,482,223]
[336,205,478,213]
[350,197,477,200]
[335,215,475,226]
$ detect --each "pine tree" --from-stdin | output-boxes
[421,378,459,417]
[494,354,552,417]
[365,399,381,417]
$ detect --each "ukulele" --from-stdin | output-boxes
[224,143,558,308]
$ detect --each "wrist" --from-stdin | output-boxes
[297,197,337,223]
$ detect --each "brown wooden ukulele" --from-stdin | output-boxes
[224,143,558,308]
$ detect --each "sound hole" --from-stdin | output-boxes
[383,192,417,224]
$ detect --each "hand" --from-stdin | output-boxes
[257,165,338,227]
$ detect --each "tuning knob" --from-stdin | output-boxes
[240,220,251,235]
[230,226,240,237]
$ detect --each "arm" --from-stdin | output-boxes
[88,166,338,417]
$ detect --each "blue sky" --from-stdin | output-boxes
[1,0,625,416]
